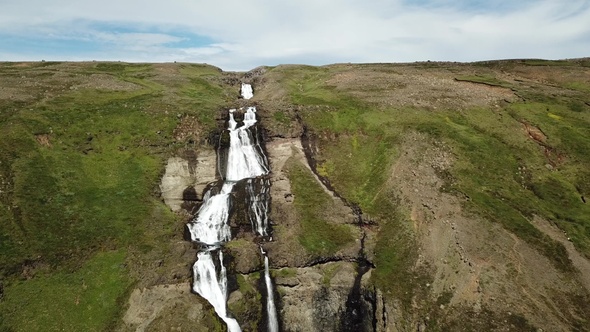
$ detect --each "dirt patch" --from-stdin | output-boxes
[532,216,590,290]
[119,282,208,332]
[326,65,516,110]
[519,120,567,168]
[173,116,203,143]
[35,134,51,147]
[502,62,590,90]
[522,122,547,143]
[0,85,37,102]
[0,63,142,104]
[386,131,589,331]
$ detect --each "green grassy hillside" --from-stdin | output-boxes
[268,60,590,259]
[0,62,235,331]
[261,60,590,325]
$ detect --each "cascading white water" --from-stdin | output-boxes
[246,178,270,236]
[264,253,279,332]
[241,83,254,100]
[193,250,241,332]
[226,107,268,181]
[188,85,275,332]
[187,182,235,245]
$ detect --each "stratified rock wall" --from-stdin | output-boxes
[160,150,217,212]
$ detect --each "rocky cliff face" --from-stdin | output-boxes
[133,137,376,332]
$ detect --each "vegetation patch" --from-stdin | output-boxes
[272,110,290,125]
[272,267,297,279]
[521,59,581,67]
[0,250,130,332]
[285,157,354,256]
[371,194,421,304]
[0,62,233,331]
[229,273,262,331]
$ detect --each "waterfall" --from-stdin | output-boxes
[188,181,241,332]
[193,250,241,332]
[188,82,277,332]
[241,83,254,100]
[187,182,235,246]
[246,178,270,236]
[264,253,279,332]
[226,107,268,181]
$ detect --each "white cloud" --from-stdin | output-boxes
[0,0,588,70]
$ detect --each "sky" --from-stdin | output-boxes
[0,0,589,70]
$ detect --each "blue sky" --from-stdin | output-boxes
[0,0,589,70]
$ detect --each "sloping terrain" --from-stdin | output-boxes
[0,59,589,331]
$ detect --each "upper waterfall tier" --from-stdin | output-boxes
[241,83,253,100]
[226,107,269,181]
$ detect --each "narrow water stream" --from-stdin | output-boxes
[262,249,279,332]
[187,84,278,331]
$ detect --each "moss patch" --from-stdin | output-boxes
[0,62,233,330]
[0,251,130,332]
[285,157,354,256]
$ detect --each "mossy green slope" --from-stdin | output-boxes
[0,62,234,331]
[285,156,354,256]
[266,60,590,289]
